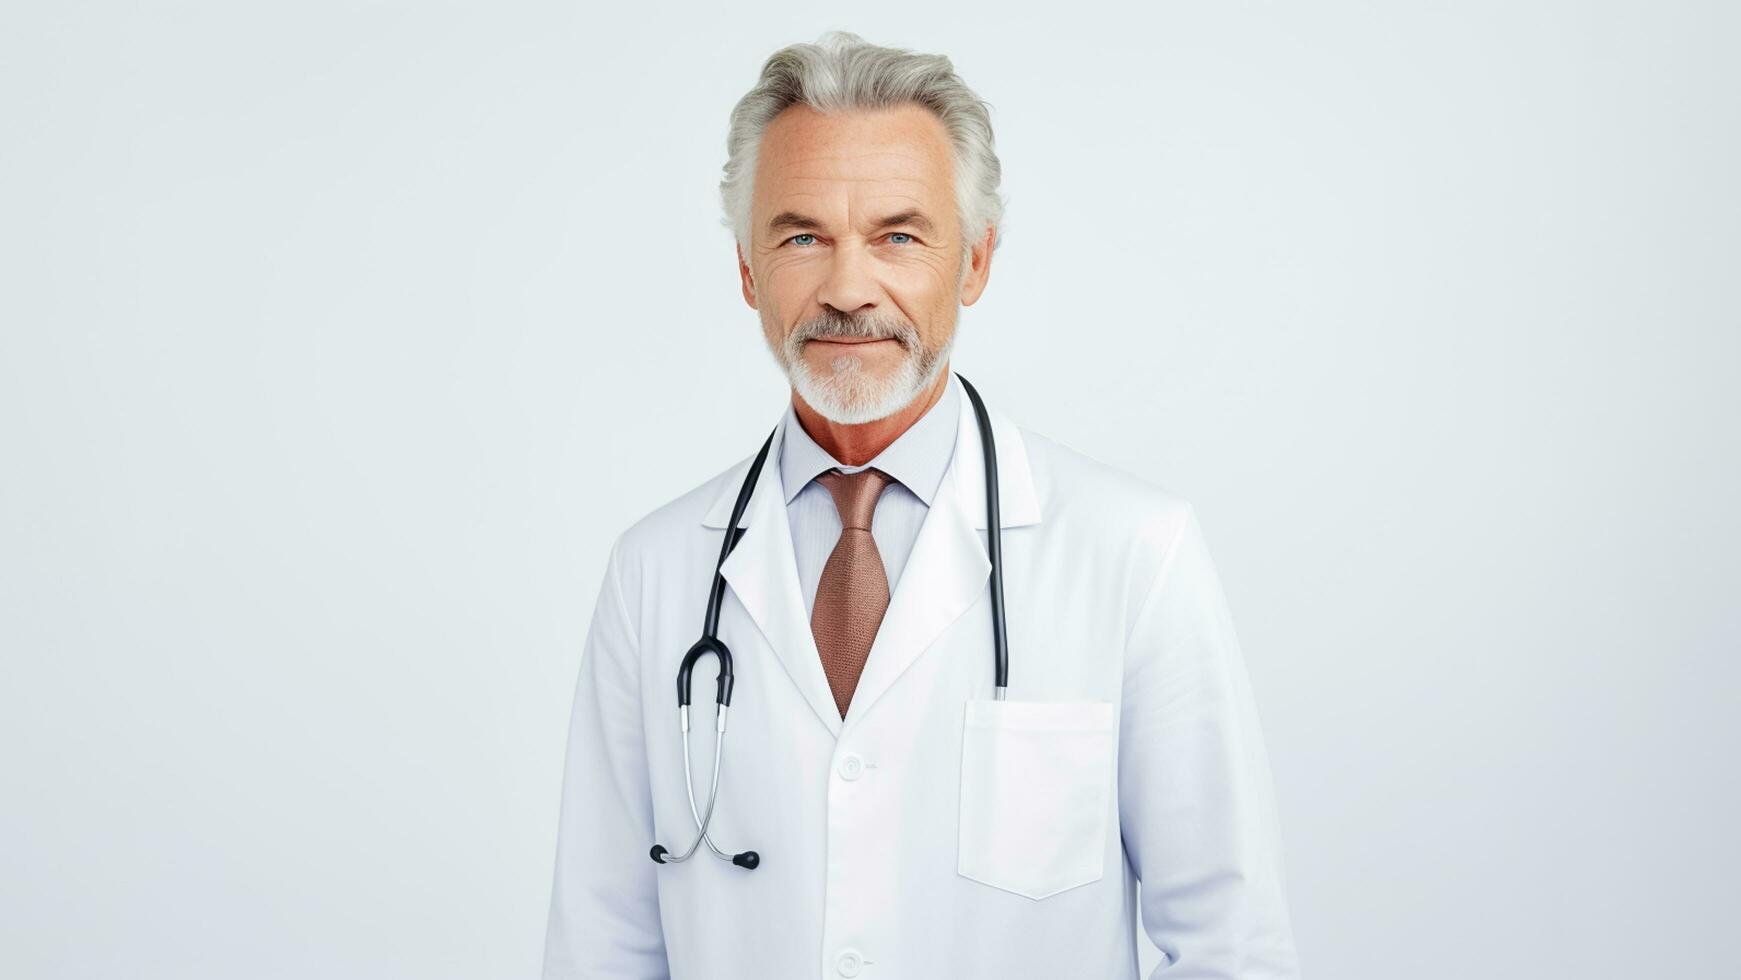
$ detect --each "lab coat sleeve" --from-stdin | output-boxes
[541,537,670,979]
[1119,504,1302,978]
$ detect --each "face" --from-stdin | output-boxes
[738,103,995,424]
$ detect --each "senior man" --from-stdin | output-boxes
[542,31,1301,980]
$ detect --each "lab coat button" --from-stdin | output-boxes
[836,948,863,977]
[837,755,863,781]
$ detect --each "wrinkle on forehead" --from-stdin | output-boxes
[752,105,956,228]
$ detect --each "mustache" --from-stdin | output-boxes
[791,309,917,347]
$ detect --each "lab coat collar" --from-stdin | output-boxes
[776,376,960,509]
[699,373,1041,737]
[701,373,1039,531]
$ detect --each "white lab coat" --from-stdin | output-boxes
[542,384,1301,979]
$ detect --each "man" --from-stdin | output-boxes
[543,31,1301,980]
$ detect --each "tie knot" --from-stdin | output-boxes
[815,467,894,530]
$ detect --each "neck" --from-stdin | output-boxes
[792,368,951,467]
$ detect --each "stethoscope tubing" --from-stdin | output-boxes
[958,374,1009,700]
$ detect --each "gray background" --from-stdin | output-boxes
[2,2,1736,977]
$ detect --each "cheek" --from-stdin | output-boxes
[758,260,824,312]
[887,259,960,326]
[759,305,793,350]
[883,257,950,302]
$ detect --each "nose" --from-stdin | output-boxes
[814,240,879,315]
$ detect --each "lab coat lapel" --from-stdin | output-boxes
[842,386,1041,729]
[711,421,846,739]
[842,460,987,727]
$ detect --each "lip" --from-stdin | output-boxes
[808,336,897,346]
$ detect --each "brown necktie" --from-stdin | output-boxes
[811,467,896,719]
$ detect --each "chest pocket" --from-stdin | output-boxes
[956,699,1117,900]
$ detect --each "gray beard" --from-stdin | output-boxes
[770,311,953,424]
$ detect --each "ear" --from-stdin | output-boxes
[958,223,997,306]
[737,241,758,310]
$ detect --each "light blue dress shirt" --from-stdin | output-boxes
[778,377,962,619]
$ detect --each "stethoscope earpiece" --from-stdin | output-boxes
[649,372,1008,872]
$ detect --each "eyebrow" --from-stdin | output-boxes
[765,209,936,237]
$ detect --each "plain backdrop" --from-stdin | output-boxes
[2,2,1737,978]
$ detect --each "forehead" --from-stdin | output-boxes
[753,103,955,211]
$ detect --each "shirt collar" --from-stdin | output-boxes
[778,373,962,507]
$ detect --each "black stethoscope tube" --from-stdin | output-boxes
[958,374,1009,695]
[651,372,1006,871]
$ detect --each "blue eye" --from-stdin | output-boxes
[888,232,913,244]
[788,233,817,247]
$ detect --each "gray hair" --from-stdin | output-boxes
[719,31,1006,266]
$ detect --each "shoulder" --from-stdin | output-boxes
[1017,423,1197,538]
[1011,422,1212,608]
[607,454,749,570]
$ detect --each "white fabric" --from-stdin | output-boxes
[542,375,1302,979]
[779,376,960,618]
[956,698,1117,900]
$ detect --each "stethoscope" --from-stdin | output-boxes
[649,372,1009,872]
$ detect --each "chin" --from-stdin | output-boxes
[789,346,949,425]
